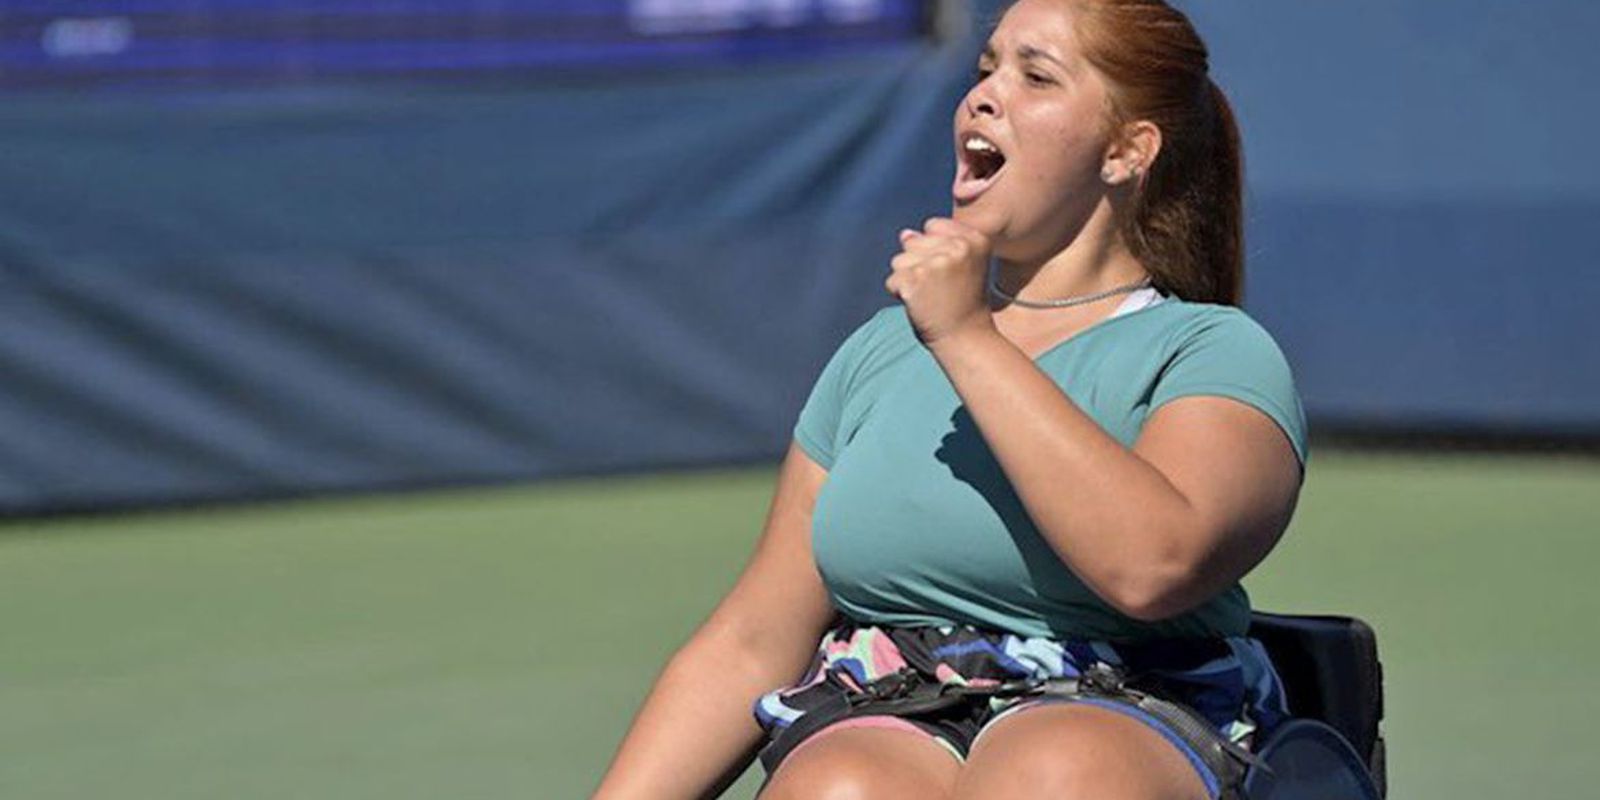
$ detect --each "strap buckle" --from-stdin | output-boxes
[848,667,923,706]
[1080,661,1129,695]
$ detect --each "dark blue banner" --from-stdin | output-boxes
[0,0,931,88]
[1,0,1595,513]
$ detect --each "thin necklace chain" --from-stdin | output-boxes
[987,262,1155,309]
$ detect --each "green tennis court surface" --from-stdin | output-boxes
[3,451,1597,798]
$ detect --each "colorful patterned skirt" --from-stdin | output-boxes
[752,617,1291,798]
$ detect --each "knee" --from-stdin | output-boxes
[760,727,954,800]
[995,716,1127,795]
[761,745,881,800]
[957,704,1207,800]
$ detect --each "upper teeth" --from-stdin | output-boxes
[965,136,999,154]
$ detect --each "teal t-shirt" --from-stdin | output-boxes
[794,298,1308,643]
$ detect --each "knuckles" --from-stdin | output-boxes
[888,216,991,291]
[914,217,989,258]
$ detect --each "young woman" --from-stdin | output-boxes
[594,1,1305,798]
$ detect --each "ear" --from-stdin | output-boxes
[1100,120,1162,186]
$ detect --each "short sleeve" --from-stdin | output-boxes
[1149,312,1309,466]
[793,310,887,469]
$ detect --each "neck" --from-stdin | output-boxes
[991,205,1149,306]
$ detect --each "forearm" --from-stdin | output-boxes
[592,630,798,800]
[927,327,1200,617]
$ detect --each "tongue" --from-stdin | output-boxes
[952,159,1002,203]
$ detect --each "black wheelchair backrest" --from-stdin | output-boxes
[1247,612,1385,773]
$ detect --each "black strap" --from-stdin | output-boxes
[1034,681,1260,798]
[757,668,976,774]
[758,663,1264,799]
[1017,662,1263,799]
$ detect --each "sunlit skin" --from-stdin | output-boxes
[780,0,1301,797]
[890,0,1160,353]
[593,2,1301,798]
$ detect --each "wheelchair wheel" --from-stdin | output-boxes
[1242,719,1382,799]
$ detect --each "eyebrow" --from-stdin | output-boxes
[980,43,1073,73]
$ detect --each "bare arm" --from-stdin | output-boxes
[592,442,837,799]
[926,326,1301,621]
[886,217,1301,622]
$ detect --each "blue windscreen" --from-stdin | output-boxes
[0,0,930,87]
[1,0,1595,513]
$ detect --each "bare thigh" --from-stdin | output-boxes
[952,702,1211,800]
[760,717,963,800]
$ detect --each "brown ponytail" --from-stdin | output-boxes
[1068,0,1245,305]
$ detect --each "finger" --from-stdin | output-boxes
[898,228,920,245]
[924,216,988,248]
[908,230,973,262]
[884,272,903,297]
[890,252,921,272]
[899,233,955,254]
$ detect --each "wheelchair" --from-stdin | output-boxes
[1243,611,1386,799]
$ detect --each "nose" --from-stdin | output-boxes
[963,76,1002,120]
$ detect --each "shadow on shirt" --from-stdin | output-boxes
[934,406,1106,636]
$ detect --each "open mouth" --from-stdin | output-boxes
[954,132,1007,203]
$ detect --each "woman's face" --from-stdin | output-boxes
[952,0,1115,261]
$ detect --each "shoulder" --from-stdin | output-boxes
[1143,299,1308,463]
[1150,299,1282,344]
[800,305,919,413]
[854,305,917,347]
[1083,298,1294,375]
[1137,300,1294,367]
[793,306,919,468]
[827,305,921,379]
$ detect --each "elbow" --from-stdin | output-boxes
[1099,560,1205,623]
[1084,512,1234,623]
[1108,588,1192,623]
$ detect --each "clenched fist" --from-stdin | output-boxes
[886,216,998,349]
